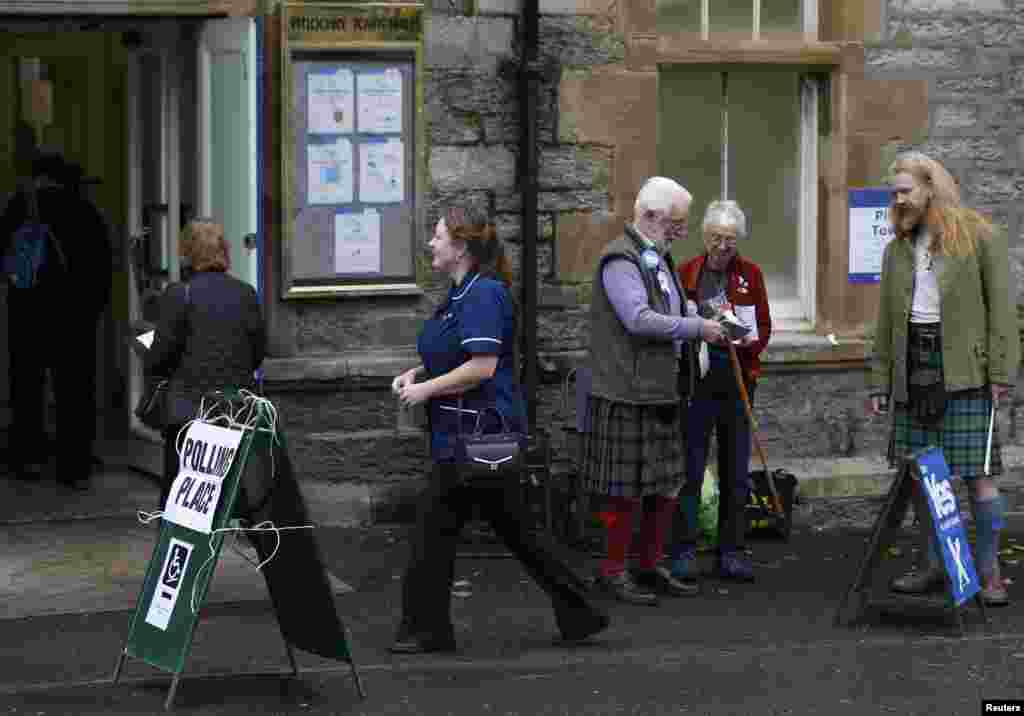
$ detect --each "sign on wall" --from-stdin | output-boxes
[281,2,423,300]
[848,188,894,283]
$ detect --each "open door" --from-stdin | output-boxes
[197,18,258,289]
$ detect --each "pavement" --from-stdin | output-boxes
[4,437,1024,713]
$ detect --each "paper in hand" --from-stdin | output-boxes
[718,308,751,342]
[136,330,155,350]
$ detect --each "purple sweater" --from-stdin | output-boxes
[602,257,704,356]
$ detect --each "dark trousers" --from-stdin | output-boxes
[676,360,753,553]
[8,289,98,483]
[398,462,600,646]
[160,423,186,509]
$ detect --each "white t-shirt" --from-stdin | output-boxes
[910,232,941,324]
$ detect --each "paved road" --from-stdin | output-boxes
[2,526,1024,715]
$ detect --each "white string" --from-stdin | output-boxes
[143,391,296,614]
[189,521,315,614]
[137,510,164,524]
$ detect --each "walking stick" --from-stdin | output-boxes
[727,342,784,515]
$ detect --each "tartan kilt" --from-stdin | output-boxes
[889,337,1002,478]
[581,395,685,498]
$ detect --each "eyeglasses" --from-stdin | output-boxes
[705,233,737,248]
[661,218,689,235]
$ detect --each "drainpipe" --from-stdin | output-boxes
[519,0,539,430]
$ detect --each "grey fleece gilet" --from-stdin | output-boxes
[588,226,684,405]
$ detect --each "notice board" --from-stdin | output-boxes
[281,2,424,299]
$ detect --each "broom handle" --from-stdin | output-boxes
[727,342,783,514]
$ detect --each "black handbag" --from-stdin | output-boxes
[133,284,191,431]
[745,469,798,541]
[135,378,170,431]
[454,402,525,488]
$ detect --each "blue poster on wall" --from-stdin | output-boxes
[848,188,894,283]
[914,448,981,606]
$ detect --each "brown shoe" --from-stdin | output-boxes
[594,572,659,606]
[632,566,699,597]
[890,568,944,594]
[981,580,1010,607]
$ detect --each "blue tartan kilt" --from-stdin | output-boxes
[889,339,1002,479]
[581,395,686,499]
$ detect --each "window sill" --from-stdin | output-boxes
[762,330,870,369]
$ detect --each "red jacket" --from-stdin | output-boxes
[677,254,772,381]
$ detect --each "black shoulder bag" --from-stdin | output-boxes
[454,400,525,488]
[134,284,190,431]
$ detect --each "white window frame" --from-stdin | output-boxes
[708,0,819,329]
[698,0,818,42]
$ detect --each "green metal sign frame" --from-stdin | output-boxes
[112,400,364,709]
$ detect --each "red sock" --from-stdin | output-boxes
[638,495,678,570]
[600,496,639,578]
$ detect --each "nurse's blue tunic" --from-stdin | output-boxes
[417,272,526,462]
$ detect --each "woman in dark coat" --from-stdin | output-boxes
[147,219,266,507]
[390,206,609,654]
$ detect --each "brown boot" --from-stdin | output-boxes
[981,573,1010,607]
[890,567,944,594]
[594,571,659,606]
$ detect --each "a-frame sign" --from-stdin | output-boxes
[835,447,988,635]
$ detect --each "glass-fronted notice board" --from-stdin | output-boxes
[281,3,423,299]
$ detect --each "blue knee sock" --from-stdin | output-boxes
[973,495,1006,579]
[670,494,699,560]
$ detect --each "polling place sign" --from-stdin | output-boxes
[163,422,243,534]
[848,188,894,283]
[121,420,253,675]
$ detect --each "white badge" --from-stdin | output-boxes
[698,341,710,379]
[656,270,671,299]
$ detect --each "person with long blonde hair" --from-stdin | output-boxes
[869,152,1019,605]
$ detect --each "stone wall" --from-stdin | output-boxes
[861,0,1024,300]
[265,0,1024,514]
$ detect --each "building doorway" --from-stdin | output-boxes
[0,14,259,480]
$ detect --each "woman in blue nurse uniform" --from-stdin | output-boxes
[389,206,609,654]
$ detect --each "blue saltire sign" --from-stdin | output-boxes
[915,447,980,606]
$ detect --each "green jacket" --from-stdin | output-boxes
[870,221,1019,402]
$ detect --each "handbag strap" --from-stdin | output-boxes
[456,397,511,437]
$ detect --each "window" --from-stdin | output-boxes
[657,0,813,41]
[658,66,823,327]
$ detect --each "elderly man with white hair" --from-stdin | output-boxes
[583,176,725,606]
[668,199,772,585]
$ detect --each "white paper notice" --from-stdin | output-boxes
[163,422,243,535]
[733,304,759,343]
[308,67,354,134]
[359,138,403,203]
[136,330,155,350]
[335,208,382,274]
[144,538,194,631]
[357,68,402,134]
[308,137,354,205]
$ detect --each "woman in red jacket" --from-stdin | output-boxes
[668,199,772,583]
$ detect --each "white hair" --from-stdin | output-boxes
[634,176,693,220]
[702,199,747,239]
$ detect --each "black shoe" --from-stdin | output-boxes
[632,566,699,597]
[594,572,659,606]
[12,463,43,482]
[558,609,610,644]
[389,635,456,655]
[58,477,92,492]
